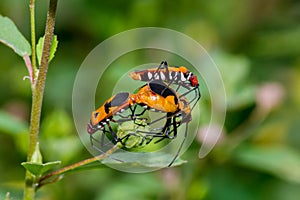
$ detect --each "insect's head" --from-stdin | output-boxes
[87,111,102,134]
[188,73,199,87]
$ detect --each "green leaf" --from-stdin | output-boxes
[212,50,256,110]
[102,151,186,168]
[97,172,164,200]
[233,144,300,184]
[36,35,58,66]
[100,120,186,169]
[0,111,28,134]
[0,15,31,56]
[21,161,61,177]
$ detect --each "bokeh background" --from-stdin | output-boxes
[1,0,300,199]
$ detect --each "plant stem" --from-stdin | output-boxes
[29,0,36,82]
[24,0,58,199]
[23,55,34,84]
[39,144,121,187]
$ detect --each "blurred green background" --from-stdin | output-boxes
[1,0,300,199]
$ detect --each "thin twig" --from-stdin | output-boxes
[39,144,120,186]
[29,0,36,81]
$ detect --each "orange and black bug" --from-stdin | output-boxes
[88,83,189,139]
[130,80,191,127]
[129,60,201,110]
[87,92,131,141]
[130,80,192,166]
[87,81,192,166]
[130,61,199,87]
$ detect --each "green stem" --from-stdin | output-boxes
[29,0,36,81]
[39,144,121,187]
[24,0,58,199]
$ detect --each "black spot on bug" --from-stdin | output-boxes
[111,92,130,107]
[141,72,149,81]
[104,92,129,114]
[104,102,111,114]
[149,81,178,104]
[94,112,99,118]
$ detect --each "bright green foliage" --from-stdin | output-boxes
[213,51,256,110]
[36,35,58,66]
[102,151,186,168]
[21,161,61,177]
[233,144,300,184]
[0,15,31,57]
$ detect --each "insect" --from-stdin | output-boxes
[130,80,192,166]
[87,92,132,142]
[129,61,199,87]
[130,80,191,131]
[88,81,190,140]
[87,80,192,166]
[129,60,201,110]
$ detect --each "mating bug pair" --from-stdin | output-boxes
[87,60,201,166]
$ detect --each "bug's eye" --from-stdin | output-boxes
[93,112,99,118]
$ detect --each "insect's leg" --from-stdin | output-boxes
[133,107,148,117]
[149,60,167,82]
[90,127,113,148]
[179,86,197,99]
[168,122,188,167]
[100,130,105,146]
[166,114,178,139]
[157,61,178,95]
[106,123,118,142]
[162,112,173,134]
[113,112,136,123]
[187,86,201,111]
[179,86,201,111]
[124,132,154,146]
[152,113,173,143]
[115,110,133,120]
[128,104,150,126]
[144,134,155,144]
[129,104,147,117]
[193,87,201,110]
[175,84,181,92]
[90,134,101,149]
[89,133,124,163]
[147,110,175,126]
[90,133,108,154]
